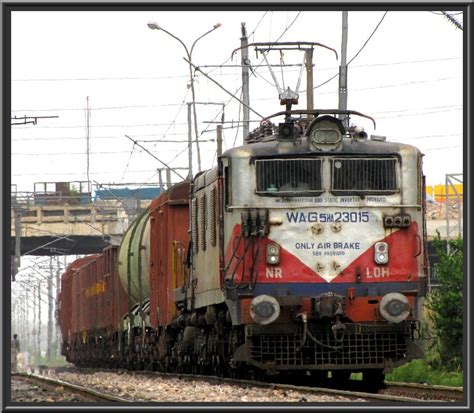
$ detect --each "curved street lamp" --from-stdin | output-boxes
[147,21,222,179]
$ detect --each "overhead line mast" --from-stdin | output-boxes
[241,23,250,143]
[338,11,349,129]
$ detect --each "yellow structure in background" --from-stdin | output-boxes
[426,184,463,202]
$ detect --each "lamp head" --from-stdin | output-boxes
[213,23,222,29]
[147,21,160,30]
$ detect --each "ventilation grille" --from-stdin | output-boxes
[332,158,398,193]
[250,331,408,367]
[198,194,206,251]
[209,186,217,247]
[191,198,198,254]
[256,158,322,195]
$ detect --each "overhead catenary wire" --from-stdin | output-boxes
[440,11,463,30]
[194,13,303,142]
[124,134,186,180]
[311,11,389,91]
[152,88,190,151]
[12,104,461,142]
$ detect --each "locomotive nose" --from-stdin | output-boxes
[250,295,280,325]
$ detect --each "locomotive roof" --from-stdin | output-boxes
[221,136,422,159]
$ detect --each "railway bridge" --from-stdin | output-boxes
[10,181,162,278]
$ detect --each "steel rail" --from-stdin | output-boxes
[13,373,130,403]
[382,381,464,402]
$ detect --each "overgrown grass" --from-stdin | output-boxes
[385,359,463,387]
[352,359,463,387]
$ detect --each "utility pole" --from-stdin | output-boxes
[47,258,53,361]
[33,285,37,361]
[13,209,22,281]
[56,259,61,356]
[25,290,30,354]
[216,124,223,157]
[37,281,41,363]
[338,11,349,129]
[166,168,172,189]
[86,96,91,184]
[305,48,314,111]
[241,22,250,142]
[187,102,193,180]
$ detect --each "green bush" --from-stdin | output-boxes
[385,359,463,387]
[427,233,463,371]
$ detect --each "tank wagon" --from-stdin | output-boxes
[58,43,428,387]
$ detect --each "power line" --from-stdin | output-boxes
[430,11,463,16]
[12,168,170,177]
[312,11,388,91]
[13,145,207,156]
[254,76,461,102]
[348,11,388,66]
[424,145,462,151]
[198,13,302,141]
[13,100,458,127]
[152,88,190,150]
[12,132,188,141]
[11,57,461,114]
[11,73,234,82]
[11,103,198,112]
[376,107,461,119]
[124,134,186,180]
[13,122,189,130]
[441,11,463,30]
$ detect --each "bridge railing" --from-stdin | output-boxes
[12,191,93,207]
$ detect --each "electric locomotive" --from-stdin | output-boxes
[186,107,427,384]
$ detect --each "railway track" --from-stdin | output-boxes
[12,373,130,403]
[19,366,463,403]
[156,372,421,403]
[36,367,460,403]
[135,371,463,403]
[381,381,464,402]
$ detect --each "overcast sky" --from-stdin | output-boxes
[11,10,463,192]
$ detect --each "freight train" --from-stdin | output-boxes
[58,44,428,388]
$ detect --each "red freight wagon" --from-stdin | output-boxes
[102,246,128,335]
[149,181,190,328]
[58,255,98,353]
[58,248,128,365]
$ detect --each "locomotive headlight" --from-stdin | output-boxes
[250,295,280,325]
[374,242,389,264]
[311,128,341,145]
[379,293,410,323]
[306,116,345,151]
[266,243,280,265]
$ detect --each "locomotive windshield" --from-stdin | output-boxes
[331,157,399,195]
[255,158,323,195]
[255,156,399,196]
